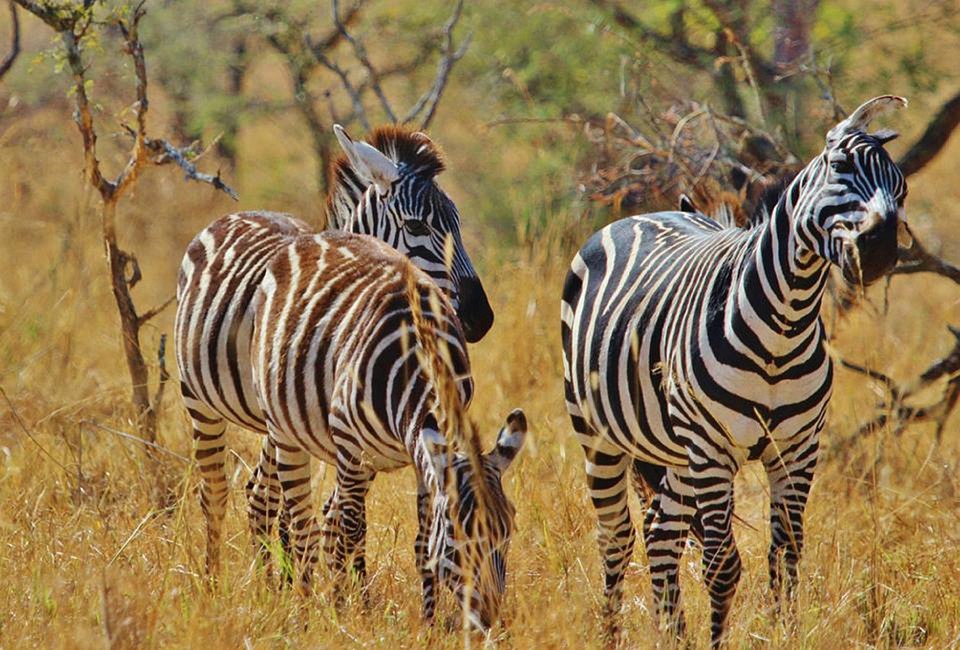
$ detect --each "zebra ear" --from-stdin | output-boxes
[871,129,899,145]
[333,124,400,193]
[826,96,907,146]
[487,409,527,473]
[678,194,697,213]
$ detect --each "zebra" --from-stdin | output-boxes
[560,96,908,646]
[249,230,526,630]
[174,125,494,580]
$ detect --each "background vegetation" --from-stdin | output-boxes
[2,0,960,647]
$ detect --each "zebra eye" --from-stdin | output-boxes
[830,161,844,173]
[405,219,431,236]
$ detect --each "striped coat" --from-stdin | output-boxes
[561,96,908,646]
[175,126,494,581]
[250,231,525,630]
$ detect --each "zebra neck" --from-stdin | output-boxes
[731,179,830,360]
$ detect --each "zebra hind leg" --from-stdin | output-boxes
[332,452,374,605]
[183,388,229,580]
[763,436,818,617]
[633,462,697,641]
[581,444,635,643]
[690,455,741,649]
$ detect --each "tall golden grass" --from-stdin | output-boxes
[4,19,960,650]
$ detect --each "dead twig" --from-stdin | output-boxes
[80,419,189,464]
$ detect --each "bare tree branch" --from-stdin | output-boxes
[897,89,960,177]
[307,35,370,130]
[144,137,239,200]
[0,1,20,80]
[402,0,471,129]
[837,326,960,448]
[331,0,395,122]
[893,224,960,285]
[138,295,176,328]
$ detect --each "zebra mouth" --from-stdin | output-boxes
[842,213,899,285]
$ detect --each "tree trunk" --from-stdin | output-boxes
[101,200,158,446]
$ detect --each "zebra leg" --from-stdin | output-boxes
[321,485,341,579]
[582,445,635,639]
[763,435,819,612]
[690,455,741,648]
[245,434,284,575]
[274,435,320,593]
[638,465,697,640]
[183,388,228,578]
[414,480,437,623]
[334,454,374,598]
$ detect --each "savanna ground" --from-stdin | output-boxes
[2,1,960,647]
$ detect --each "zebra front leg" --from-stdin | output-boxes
[274,435,320,593]
[690,455,741,648]
[582,446,635,641]
[763,434,819,612]
[245,434,285,577]
[638,465,697,640]
[183,389,228,578]
[414,480,438,623]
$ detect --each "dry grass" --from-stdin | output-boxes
[4,41,960,650]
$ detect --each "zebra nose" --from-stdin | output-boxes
[457,276,494,343]
[853,210,898,284]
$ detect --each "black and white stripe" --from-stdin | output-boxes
[174,125,494,580]
[249,233,525,629]
[561,96,908,646]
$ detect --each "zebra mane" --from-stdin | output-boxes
[326,126,446,229]
[689,171,798,230]
[367,126,446,177]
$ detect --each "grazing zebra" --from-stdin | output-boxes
[250,232,526,630]
[174,125,494,578]
[560,96,908,646]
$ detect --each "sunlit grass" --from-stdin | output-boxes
[3,26,960,648]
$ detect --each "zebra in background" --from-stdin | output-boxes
[560,96,908,646]
[174,125,494,578]
[249,231,526,630]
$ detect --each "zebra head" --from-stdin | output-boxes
[798,95,908,285]
[423,409,527,631]
[331,125,495,342]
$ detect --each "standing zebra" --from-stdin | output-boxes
[250,231,526,629]
[175,125,493,579]
[560,96,908,646]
